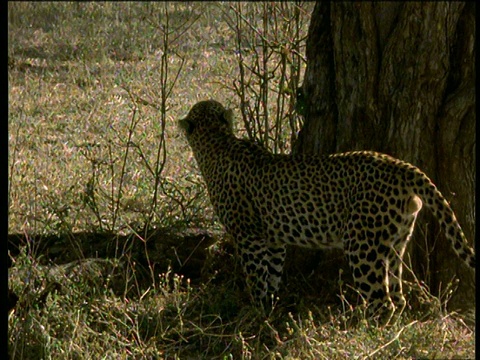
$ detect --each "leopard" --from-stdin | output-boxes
[179,99,475,324]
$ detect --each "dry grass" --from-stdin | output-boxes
[8,2,475,359]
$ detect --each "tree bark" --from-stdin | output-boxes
[294,2,475,311]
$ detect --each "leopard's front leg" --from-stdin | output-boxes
[236,236,287,311]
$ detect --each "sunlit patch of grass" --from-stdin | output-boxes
[8,2,230,234]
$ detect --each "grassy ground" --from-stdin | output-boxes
[8,2,475,359]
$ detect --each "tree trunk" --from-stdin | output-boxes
[294,2,475,311]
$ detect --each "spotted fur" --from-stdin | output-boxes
[179,100,475,323]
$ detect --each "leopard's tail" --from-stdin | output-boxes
[413,171,475,269]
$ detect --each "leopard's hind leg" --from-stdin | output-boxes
[343,195,421,325]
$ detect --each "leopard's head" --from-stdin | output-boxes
[179,100,234,138]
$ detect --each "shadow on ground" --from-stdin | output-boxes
[7,228,223,307]
[8,227,353,315]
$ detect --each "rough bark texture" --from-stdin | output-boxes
[294,2,475,311]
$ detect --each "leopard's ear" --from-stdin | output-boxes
[179,118,195,135]
[223,108,234,127]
